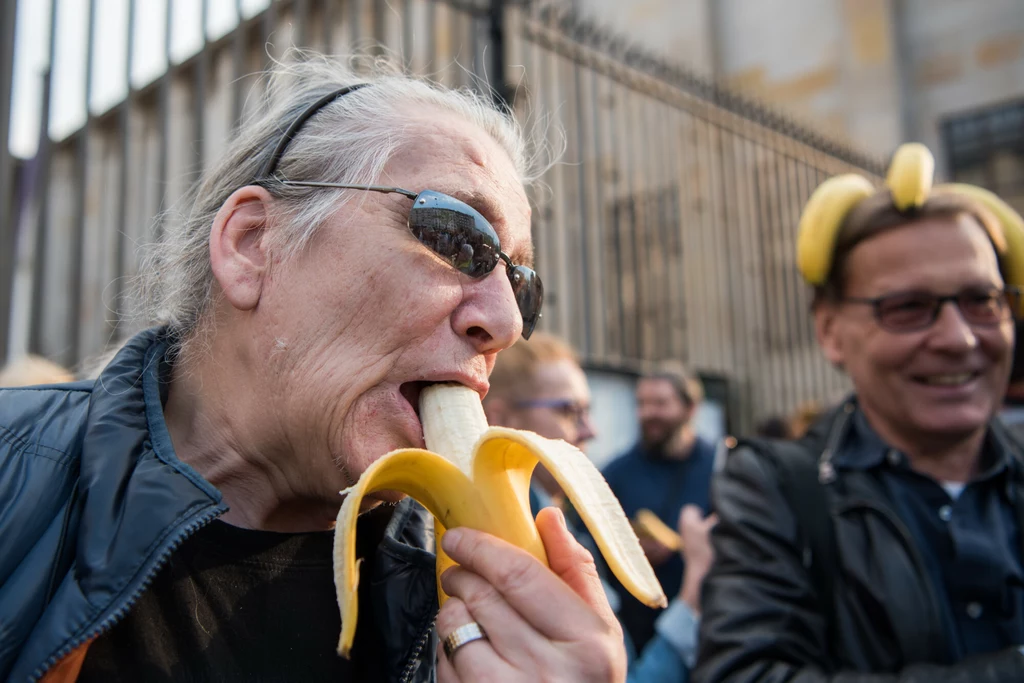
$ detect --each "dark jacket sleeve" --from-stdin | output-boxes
[692,446,1024,683]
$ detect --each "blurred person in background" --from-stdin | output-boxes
[790,400,826,438]
[0,355,75,388]
[602,364,717,651]
[695,145,1024,682]
[0,54,629,683]
[486,332,717,682]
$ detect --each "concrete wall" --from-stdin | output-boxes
[574,0,1024,168]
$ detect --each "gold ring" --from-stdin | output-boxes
[442,622,488,660]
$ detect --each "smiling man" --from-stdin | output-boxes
[695,145,1024,682]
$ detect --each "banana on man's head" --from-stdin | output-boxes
[797,142,1024,317]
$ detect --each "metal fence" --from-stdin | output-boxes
[0,0,885,433]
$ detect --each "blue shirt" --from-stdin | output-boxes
[835,412,1024,661]
[601,438,716,651]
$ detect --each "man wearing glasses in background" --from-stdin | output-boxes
[695,144,1024,682]
[486,333,716,683]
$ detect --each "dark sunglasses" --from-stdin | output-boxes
[275,181,543,338]
[842,287,1020,333]
[253,84,542,339]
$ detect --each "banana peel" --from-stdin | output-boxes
[333,383,666,657]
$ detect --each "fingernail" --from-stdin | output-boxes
[554,507,566,527]
[441,527,463,554]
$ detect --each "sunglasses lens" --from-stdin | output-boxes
[408,191,500,278]
[509,265,543,339]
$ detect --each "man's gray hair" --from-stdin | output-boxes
[136,51,546,349]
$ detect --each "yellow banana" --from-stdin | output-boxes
[332,383,666,657]
[935,182,1024,317]
[796,174,875,285]
[886,143,935,211]
[633,509,683,552]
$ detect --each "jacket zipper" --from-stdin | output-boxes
[398,615,437,683]
[29,506,224,682]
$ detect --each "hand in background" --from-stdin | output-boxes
[677,505,718,615]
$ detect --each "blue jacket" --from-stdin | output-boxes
[0,328,438,683]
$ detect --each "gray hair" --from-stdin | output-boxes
[136,51,547,351]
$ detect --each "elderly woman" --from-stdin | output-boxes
[0,55,625,683]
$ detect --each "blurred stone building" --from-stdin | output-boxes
[575,0,1024,211]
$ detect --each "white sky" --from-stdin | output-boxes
[10,0,274,158]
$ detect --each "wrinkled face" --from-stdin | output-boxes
[508,359,596,449]
[817,215,1014,445]
[254,111,532,495]
[636,378,691,449]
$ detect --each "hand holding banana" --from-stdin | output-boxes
[333,383,666,657]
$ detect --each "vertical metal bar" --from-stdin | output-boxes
[657,103,681,360]
[586,57,609,359]
[571,58,591,356]
[715,127,744,422]
[232,0,246,130]
[752,144,782,417]
[0,0,20,360]
[350,0,361,49]
[321,0,334,52]
[110,0,137,340]
[426,0,436,70]
[155,0,173,242]
[402,0,413,70]
[262,0,277,70]
[673,114,699,366]
[29,0,61,354]
[194,0,209,177]
[769,148,796,411]
[294,0,310,47]
[68,0,100,365]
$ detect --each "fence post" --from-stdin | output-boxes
[0,0,19,362]
[489,0,510,113]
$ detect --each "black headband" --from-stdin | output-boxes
[256,83,370,180]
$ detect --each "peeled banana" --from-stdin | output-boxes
[332,383,666,657]
[633,509,683,552]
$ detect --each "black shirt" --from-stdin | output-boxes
[836,411,1024,661]
[79,508,394,682]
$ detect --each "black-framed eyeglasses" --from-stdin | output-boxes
[515,397,591,425]
[842,287,1020,333]
[253,83,542,339]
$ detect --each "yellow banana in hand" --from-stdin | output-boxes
[887,143,934,211]
[332,383,666,657]
[796,174,875,285]
[633,509,683,552]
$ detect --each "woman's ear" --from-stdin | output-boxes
[209,185,275,312]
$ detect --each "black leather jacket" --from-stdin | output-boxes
[0,328,437,683]
[694,400,1024,683]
